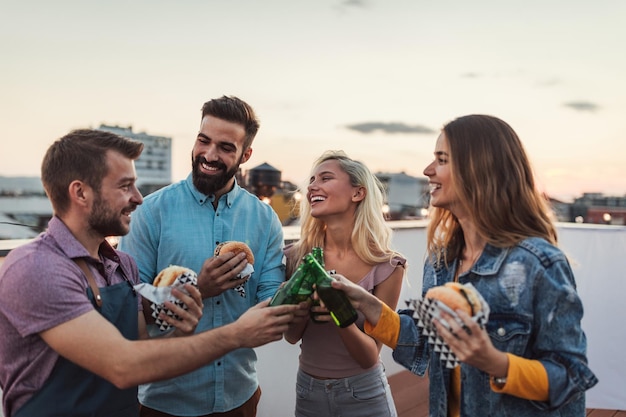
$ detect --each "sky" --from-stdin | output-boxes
[1,0,625,202]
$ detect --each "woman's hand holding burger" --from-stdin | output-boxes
[428,283,509,379]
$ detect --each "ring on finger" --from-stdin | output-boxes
[449,329,460,339]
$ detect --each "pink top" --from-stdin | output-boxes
[298,255,406,378]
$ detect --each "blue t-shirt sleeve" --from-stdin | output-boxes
[255,209,286,302]
[118,203,159,284]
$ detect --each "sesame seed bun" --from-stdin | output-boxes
[153,265,196,287]
[425,282,482,316]
[214,241,254,265]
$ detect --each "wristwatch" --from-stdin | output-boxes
[491,375,507,386]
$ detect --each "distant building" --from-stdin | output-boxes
[375,172,429,220]
[0,177,50,238]
[236,162,300,226]
[571,193,626,225]
[97,124,172,195]
[0,177,45,197]
[244,162,281,201]
[548,197,571,223]
[0,125,174,239]
[265,182,299,226]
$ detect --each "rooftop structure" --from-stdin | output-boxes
[97,124,172,195]
[571,192,626,225]
[375,171,430,220]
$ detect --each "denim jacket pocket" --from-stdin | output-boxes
[486,314,532,354]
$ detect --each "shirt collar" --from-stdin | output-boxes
[468,243,509,276]
[47,216,118,262]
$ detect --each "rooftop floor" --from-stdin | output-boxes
[388,370,626,417]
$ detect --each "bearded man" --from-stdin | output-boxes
[118,96,286,417]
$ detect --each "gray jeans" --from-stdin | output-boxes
[295,365,397,417]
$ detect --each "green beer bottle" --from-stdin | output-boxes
[304,254,358,328]
[269,258,315,306]
[312,247,325,266]
[310,247,330,324]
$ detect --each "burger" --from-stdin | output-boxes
[424,282,482,316]
[151,265,198,331]
[214,241,255,265]
[154,265,197,287]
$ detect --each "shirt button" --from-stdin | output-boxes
[216,301,221,305]
[497,327,506,336]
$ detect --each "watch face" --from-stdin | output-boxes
[492,376,507,385]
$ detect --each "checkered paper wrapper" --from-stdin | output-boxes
[407,283,490,369]
[231,264,254,298]
[133,270,198,332]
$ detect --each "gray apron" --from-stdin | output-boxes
[14,273,139,417]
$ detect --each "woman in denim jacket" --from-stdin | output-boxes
[332,114,598,416]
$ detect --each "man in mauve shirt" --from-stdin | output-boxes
[0,129,297,417]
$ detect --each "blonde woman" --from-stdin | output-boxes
[285,150,406,417]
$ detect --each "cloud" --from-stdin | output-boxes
[535,77,561,87]
[340,0,368,8]
[334,0,368,13]
[345,122,436,135]
[460,72,482,79]
[563,101,600,112]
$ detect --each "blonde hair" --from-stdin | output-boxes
[427,115,557,265]
[288,150,401,274]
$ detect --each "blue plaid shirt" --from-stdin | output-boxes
[118,174,285,414]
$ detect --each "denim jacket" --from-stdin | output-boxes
[392,237,598,416]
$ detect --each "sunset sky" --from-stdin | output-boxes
[1,0,625,201]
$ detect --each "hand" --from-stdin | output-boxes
[283,300,312,344]
[433,310,508,376]
[310,290,332,324]
[328,274,372,309]
[290,300,313,326]
[196,252,250,298]
[159,283,204,337]
[329,274,383,325]
[234,300,299,348]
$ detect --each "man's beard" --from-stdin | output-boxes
[192,155,241,196]
[89,192,132,237]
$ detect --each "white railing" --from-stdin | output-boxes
[257,221,626,414]
[1,221,624,414]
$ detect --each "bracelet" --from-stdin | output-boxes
[491,375,507,386]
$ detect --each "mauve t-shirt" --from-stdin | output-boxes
[299,255,406,378]
[0,216,141,417]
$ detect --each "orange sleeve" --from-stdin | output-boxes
[364,303,400,349]
[491,353,549,401]
[449,366,461,417]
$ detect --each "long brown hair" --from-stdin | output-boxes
[426,115,557,264]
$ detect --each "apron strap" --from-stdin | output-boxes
[74,258,103,308]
